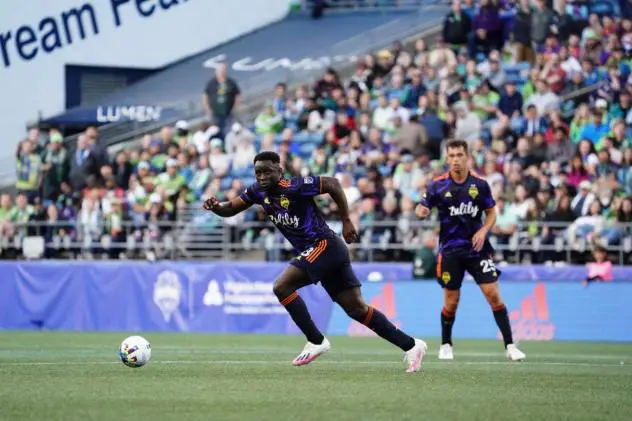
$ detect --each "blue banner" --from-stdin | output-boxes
[0,262,630,342]
[327,282,632,342]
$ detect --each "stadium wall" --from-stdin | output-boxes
[0,0,291,160]
[1,261,631,342]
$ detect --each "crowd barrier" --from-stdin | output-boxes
[0,261,631,342]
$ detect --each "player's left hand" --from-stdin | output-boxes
[472,229,487,252]
[342,219,359,244]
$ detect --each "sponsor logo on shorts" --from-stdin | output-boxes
[441,272,451,284]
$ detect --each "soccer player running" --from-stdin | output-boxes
[203,151,427,372]
[415,140,526,361]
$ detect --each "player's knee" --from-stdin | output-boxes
[272,281,293,300]
[444,292,460,312]
[484,291,503,307]
[487,294,504,308]
[444,301,459,313]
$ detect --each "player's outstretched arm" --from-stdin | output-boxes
[202,196,251,217]
[320,176,359,243]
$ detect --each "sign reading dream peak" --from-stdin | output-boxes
[0,0,191,69]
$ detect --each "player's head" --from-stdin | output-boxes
[253,151,282,191]
[445,139,469,173]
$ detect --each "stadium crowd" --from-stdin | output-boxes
[4,0,632,264]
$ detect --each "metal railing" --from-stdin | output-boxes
[300,0,441,12]
[3,219,631,264]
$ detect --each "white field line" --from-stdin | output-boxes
[1,348,629,361]
[0,360,629,368]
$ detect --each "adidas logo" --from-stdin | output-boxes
[500,283,555,341]
[348,283,400,336]
[445,191,452,198]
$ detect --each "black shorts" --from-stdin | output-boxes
[290,236,361,298]
[436,253,501,290]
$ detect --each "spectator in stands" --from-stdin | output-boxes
[12,194,33,239]
[454,102,482,145]
[112,151,133,190]
[531,0,555,51]
[547,126,574,165]
[156,159,186,201]
[498,80,523,120]
[571,179,595,216]
[339,172,361,208]
[224,122,255,155]
[526,80,561,116]
[443,0,472,50]
[202,64,241,137]
[69,134,99,193]
[85,126,109,169]
[492,195,517,250]
[469,0,502,58]
[512,0,534,63]
[15,139,42,203]
[581,99,611,144]
[255,102,284,135]
[314,68,343,100]
[0,194,15,240]
[40,133,69,203]
[208,139,230,178]
[583,245,613,285]
[393,154,423,198]
[568,200,606,246]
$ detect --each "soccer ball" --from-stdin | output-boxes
[119,336,152,368]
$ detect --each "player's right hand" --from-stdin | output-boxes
[202,196,220,212]
[415,204,430,219]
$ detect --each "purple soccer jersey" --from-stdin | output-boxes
[419,171,496,258]
[239,176,337,253]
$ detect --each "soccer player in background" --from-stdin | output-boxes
[203,151,428,373]
[415,139,526,361]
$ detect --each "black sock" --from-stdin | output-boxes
[281,292,324,345]
[360,306,416,352]
[441,307,456,346]
[493,305,514,348]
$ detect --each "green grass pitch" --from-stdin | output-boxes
[0,332,631,421]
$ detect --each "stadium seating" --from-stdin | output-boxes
[5,0,632,267]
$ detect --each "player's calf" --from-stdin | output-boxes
[273,268,325,346]
[336,288,417,353]
[441,289,460,348]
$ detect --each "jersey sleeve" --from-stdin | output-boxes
[419,181,437,209]
[288,176,323,197]
[479,179,496,210]
[239,185,260,205]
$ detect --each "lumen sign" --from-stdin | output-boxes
[0,0,289,172]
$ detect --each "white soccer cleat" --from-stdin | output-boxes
[292,338,331,366]
[438,344,454,360]
[404,339,428,373]
[505,344,526,361]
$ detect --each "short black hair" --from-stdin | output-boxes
[254,151,280,164]
[445,139,469,153]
